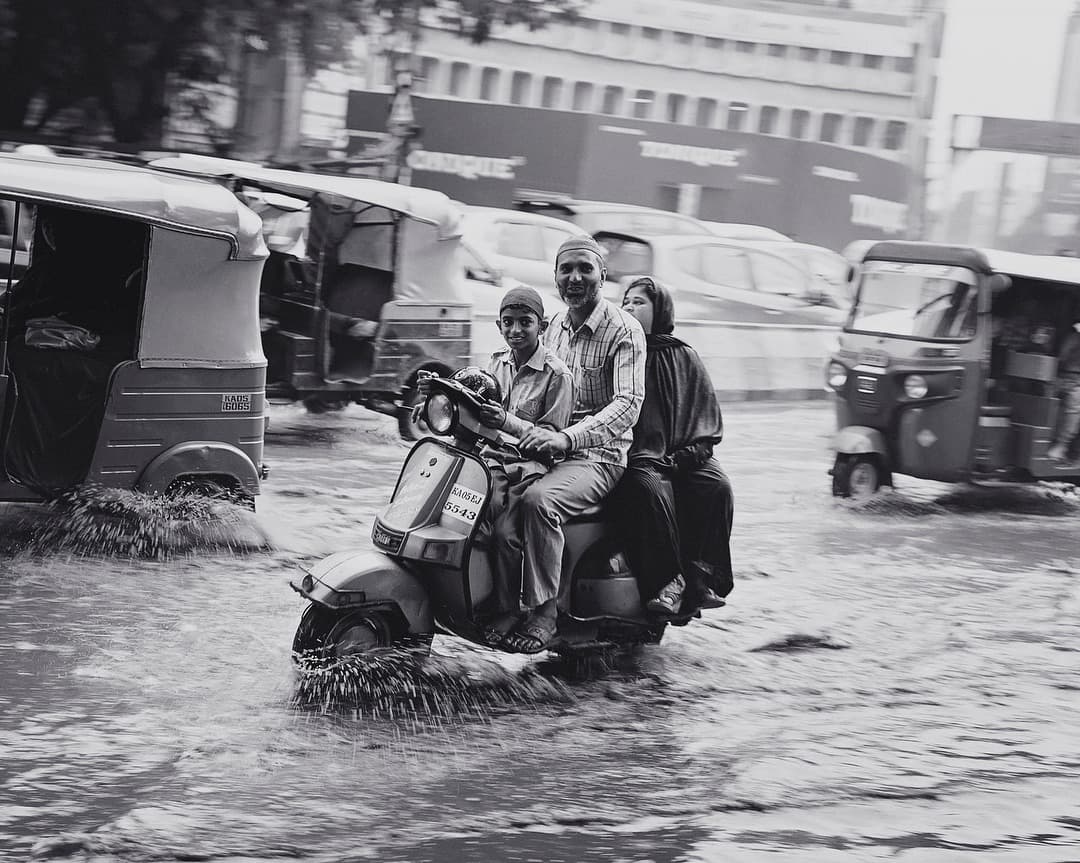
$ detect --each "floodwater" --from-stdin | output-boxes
[1,402,1078,862]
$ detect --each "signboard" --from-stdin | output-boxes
[345,91,910,248]
[952,114,1080,157]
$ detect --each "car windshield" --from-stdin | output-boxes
[848,261,979,341]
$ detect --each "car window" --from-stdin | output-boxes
[461,244,500,285]
[746,251,808,296]
[700,245,753,290]
[494,221,545,260]
[673,245,703,278]
[598,212,707,236]
[540,225,578,259]
[596,236,654,282]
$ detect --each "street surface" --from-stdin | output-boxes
[1,401,1079,862]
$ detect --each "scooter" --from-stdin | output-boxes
[289,376,701,663]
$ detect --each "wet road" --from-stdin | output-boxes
[1,401,1079,862]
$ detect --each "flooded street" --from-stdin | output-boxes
[2,401,1079,862]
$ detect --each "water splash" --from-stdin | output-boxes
[0,484,272,560]
[292,647,575,724]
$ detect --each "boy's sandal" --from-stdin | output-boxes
[503,615,557,654]
[480,613,521,647]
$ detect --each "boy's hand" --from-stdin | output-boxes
[478,401,506,429]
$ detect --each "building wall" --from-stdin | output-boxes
[353,0,944,169]
[345,91,910,250]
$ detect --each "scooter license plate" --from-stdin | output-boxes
[857,375,877,394]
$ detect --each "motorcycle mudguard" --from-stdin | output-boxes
[833,425,887,457]
[291,549,434,635]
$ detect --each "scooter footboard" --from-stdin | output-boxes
[290,549,434,635]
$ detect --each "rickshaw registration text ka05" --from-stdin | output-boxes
[444,483,484,523]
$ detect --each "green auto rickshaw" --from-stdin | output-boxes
[0,152,269,505]
[827,241,1080,497]
[149,155,473,440]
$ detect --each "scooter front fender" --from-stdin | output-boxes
[290,549,434,635]
[833,425,888,458]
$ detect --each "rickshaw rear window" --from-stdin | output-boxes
[848,262,979,341]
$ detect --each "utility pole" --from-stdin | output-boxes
[378,2,423,184]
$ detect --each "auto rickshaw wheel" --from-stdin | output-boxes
[397,387,429,441]
[166,476,255,511]
[302,395,347,414]
[832,455,883,499]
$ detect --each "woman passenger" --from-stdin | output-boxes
[612,277,735,616]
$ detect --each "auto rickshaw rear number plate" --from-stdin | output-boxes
[438,322,464,337]
[221,393,252,412]
[444,483,483,523]
[857,376,877,394]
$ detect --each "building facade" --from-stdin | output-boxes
[347,0,944,232]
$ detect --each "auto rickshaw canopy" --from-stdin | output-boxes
[863,241,1080,290]
[148,155,469,307]
[1,153,268,369]
[0,153,267,260]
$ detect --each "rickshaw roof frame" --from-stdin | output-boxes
[148,155,464,240]
[0,153,267,261]
[863,241,1080,290]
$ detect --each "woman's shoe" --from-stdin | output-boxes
[647,573,686,616]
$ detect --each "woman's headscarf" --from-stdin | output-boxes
[623,277,724,464]
[624,276,680,346]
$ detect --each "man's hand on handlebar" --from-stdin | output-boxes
[518,426,572,459]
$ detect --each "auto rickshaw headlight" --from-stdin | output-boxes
[827,361,848,390]
[904,374,929,400]
[424,393,457,435]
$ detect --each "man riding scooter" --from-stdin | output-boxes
[502,235,647,653]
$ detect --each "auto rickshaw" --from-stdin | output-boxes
[827,241,1080,496]
[149,155,472,440]
[0,152,269,504]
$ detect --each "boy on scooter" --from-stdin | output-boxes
[418,286,575,647]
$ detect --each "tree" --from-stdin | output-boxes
[0,0,583,148]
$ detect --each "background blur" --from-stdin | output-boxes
[4,0,1079,256]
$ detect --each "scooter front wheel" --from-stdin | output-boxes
[292,604,431,664]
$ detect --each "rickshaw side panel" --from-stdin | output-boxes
[370,301,473,392]
[85,362,266,494]
[139,230,266,368]
[85,226,267,493]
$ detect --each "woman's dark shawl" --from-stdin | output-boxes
[630,333,724,469]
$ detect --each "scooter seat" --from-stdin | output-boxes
[566,502,605,523]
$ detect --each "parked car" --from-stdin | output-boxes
[514,197,713,237]
[744,239,851,307]
[704,221,792,242]
[461,205,581,291]
[594,231,846,326]
[460,240,567,320]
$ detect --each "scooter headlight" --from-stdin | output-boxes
[423,392,456,435]
[827,361,848,390]
[904,374,929,400]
